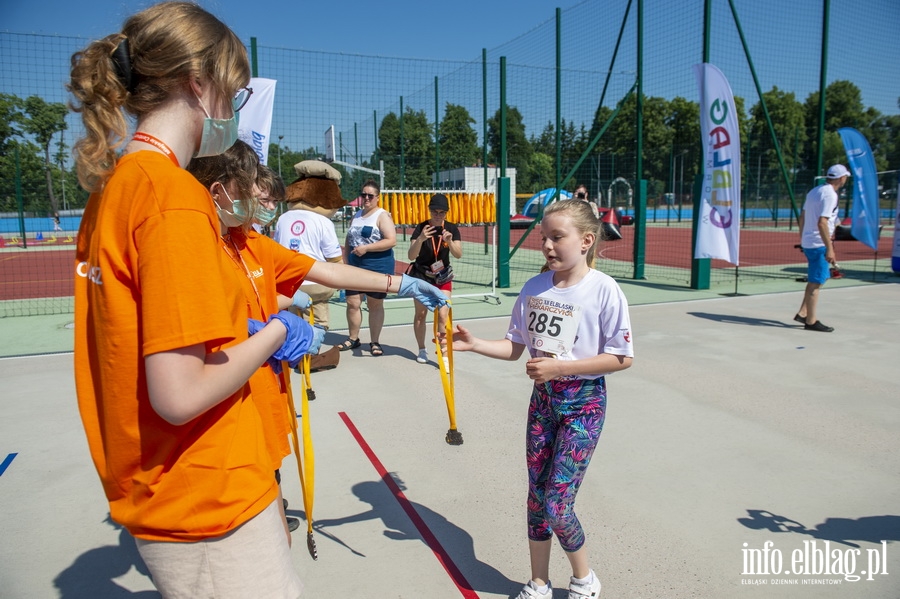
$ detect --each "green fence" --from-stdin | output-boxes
[1,0,898,317]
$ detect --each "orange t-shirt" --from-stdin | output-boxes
[73,152,277,542]
[222,228,314,466]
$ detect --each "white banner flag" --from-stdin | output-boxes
[238,77,277,165]
[693,63,741,265]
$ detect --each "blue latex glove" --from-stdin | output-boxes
[397,274,448,310]
[248,318,266,337]
[292,288,312,310]
[247,312,326,374]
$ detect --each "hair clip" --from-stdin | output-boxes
[111,38,137,94]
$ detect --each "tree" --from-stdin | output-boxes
[748,87,807,186]
[526,152,555,192]
[378,107,434,189]
[531,118,587,187]
[0,93,23,154]
[438,103,479,170]
[21,95,68,214]
[487,106,532,187]
[267,142,321,183]
[0,140,48,213]
[665,96,700,199]
[803,80,867,175]
[604,94,674,196]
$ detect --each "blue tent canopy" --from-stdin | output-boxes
[522,188,573,218]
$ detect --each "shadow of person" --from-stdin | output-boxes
[53,514,159,598]
[737,509,900,548]
[688,312,796,328]
[311,476,520,597]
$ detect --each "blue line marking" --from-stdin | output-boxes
[0,453,18,476]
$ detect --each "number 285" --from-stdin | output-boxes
[528,312,562,337]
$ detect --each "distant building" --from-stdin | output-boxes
[433,167,517,215]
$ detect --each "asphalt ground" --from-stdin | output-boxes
[1,280,898,598]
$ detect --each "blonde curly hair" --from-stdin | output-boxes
[67,1,249,193]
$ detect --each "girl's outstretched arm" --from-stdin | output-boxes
[450,324,526,361]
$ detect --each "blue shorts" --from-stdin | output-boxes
[803,246,831,285]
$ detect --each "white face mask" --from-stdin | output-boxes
[194,93,239,158]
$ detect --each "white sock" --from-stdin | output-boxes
[533,581,550,593]
[572,570,594,585]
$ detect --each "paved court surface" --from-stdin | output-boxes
[1,283,898,598]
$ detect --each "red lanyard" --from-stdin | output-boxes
[430,221,446,258]
[132,132,180,167]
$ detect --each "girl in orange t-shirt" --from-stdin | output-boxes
[188,141,316,544]
[68,4,310,597]
[188,141,456,545]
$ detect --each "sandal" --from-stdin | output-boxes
[338,338,360,352]
[369,342,383,357]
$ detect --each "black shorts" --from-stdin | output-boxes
[344,289,387,300]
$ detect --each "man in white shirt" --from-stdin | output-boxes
[794,164,849,332]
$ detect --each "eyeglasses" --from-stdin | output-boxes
[232,87,253,112]
[575,192,586,199]
[360,193,377,200]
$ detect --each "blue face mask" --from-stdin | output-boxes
[254,203,278,226]
[216,187,253,228]
[194,94,239,158]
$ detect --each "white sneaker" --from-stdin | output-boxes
[517,580,552,599]
[568,570,601,598]
[416,348,428,364]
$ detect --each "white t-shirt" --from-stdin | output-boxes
[273,209,342,285]
[507,268,633,379]
[801,184,839,249]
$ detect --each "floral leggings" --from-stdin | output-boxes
[526,376,607,552]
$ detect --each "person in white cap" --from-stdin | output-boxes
[793,164,850,332]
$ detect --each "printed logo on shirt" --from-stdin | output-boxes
[623,330,631,343]
[250,267,264,279]
[289,238,300,251]
[75,261,103,285]
[291,220,306,236]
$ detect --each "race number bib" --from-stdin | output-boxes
[525,295,582,357]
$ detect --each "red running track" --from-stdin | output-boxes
[2,226,893,301]
[0,247,75,300]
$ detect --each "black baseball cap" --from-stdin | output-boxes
[429,193,450,211]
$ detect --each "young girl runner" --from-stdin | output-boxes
[451,199,633,599]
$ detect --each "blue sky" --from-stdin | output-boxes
[4,0,898,167]
[5,0,565,61]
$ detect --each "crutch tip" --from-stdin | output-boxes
[307,533,318,560]
[445,428,464,446]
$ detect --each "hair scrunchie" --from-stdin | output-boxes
[111,38,137,94]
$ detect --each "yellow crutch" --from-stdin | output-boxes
[279,310,318,559]
[433,303,463,445]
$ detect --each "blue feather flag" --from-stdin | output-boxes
[838,128,880,250]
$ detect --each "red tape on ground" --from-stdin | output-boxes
[338,412,478,599]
